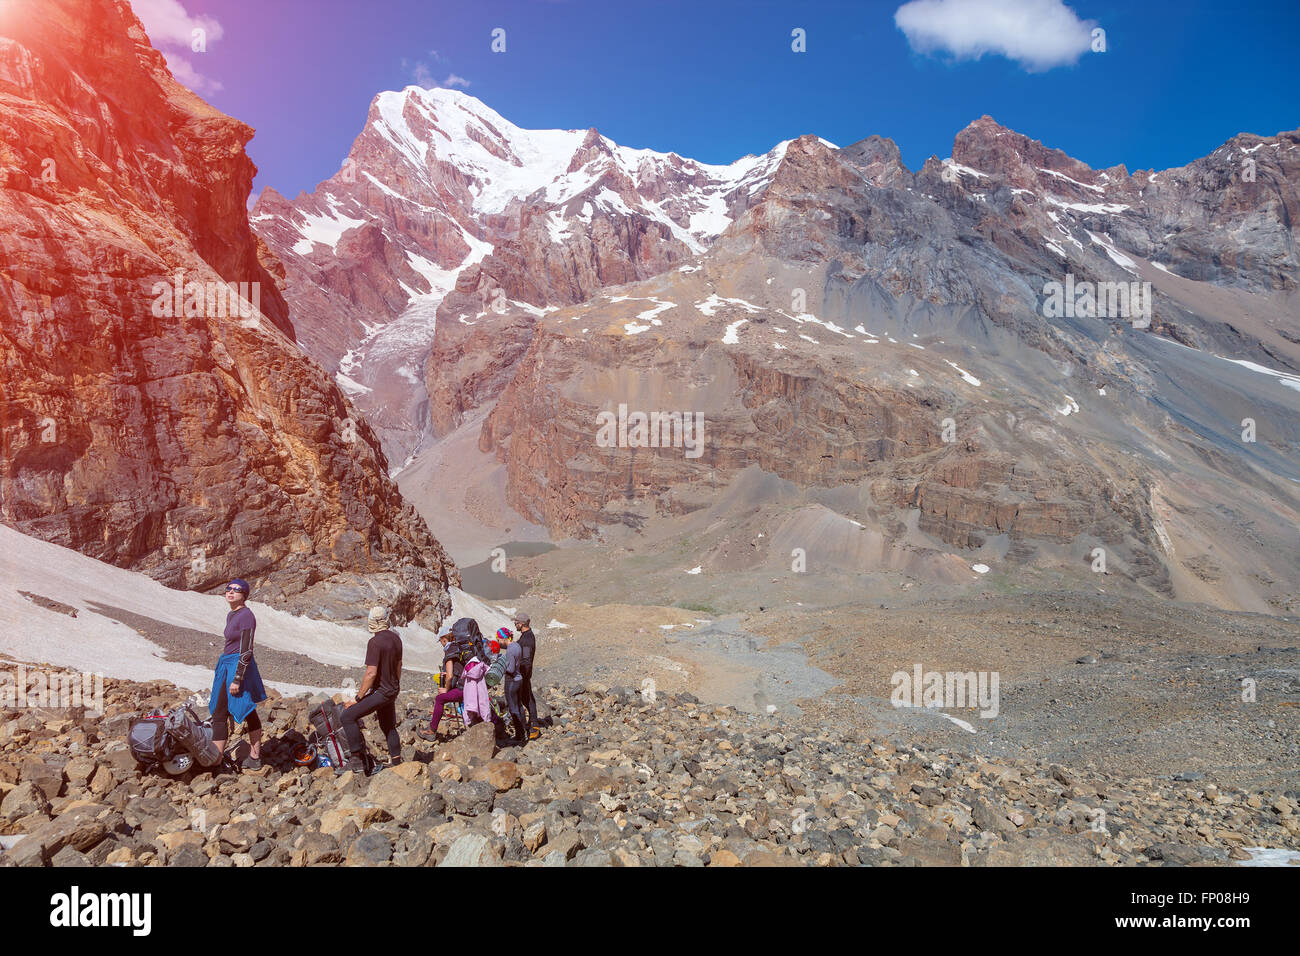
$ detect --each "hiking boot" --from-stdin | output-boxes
[416,726,440,743]
[342,755,367,775]
[240,755,262,771]
[528,727,541,740]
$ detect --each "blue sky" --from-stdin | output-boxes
[138,0,1300,200]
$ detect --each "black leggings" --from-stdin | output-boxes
[505,679,529,741]
[343,693,400,760]
[519,663,539,725]
[210,683,260,741]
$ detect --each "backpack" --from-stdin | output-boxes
[308,701,351,768]
[449,655,466,689]
[307,700,375,773]
[128,714,173,768]
[128,705,222,775]
[450,617,489,667]
[517,627,536,669]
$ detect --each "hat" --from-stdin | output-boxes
[226,579,251,597]
[496,627,513,643]
[367,606,391,633]
[512,612,530,626]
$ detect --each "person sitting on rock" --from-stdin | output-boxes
[210,578,267,771]
[418,626,466,742]
[340,606,404,772]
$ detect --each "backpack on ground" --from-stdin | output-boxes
[128,713,171,767]
[308,700,376,773]
[128,704,222,776]
[308,700,351,769]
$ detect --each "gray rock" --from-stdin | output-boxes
[4,805,108,866]
[405,790,447,819]
[1,782,50,822]
[167,844,209,867]
[1147,843,1227,865]
[502,835,531,862]
[447,781,495,816]
[298,831,342,865]
[218,821,258,854]
[393,832,433,867]
[495,790,535,818]
[541,829,585,861]
[345,830,392,866]
[438,833,501,867]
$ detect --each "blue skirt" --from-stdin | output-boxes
[211,652,267,724]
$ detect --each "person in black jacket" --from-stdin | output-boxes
[341,606,403,771]
[513,612,541,739]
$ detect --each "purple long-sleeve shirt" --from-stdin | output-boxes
[223,606,256,684]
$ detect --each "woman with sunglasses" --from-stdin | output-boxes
[210,578,268,770]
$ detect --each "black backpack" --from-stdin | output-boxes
[450,617,489,666]
[443,651,466,689]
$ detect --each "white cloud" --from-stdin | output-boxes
[407,59,472,91]
[894,0,1098,72]
[131,0,225,93]
[409,60,437,89]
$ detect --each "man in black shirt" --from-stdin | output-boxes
[513,611,541,739]
[341,606,403,771]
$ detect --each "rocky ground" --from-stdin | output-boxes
[2,658,1298,867]
[762,591,1300,792]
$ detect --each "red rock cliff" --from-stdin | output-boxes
[0,0,456,623]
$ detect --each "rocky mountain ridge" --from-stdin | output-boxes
[252,84,1298,615]
[252,85,804,461]
[463,121,1299,609]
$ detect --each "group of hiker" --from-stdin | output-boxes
[416,612,541,747]
[209,578,540,774]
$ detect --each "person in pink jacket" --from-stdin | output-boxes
[461,657,493,728]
